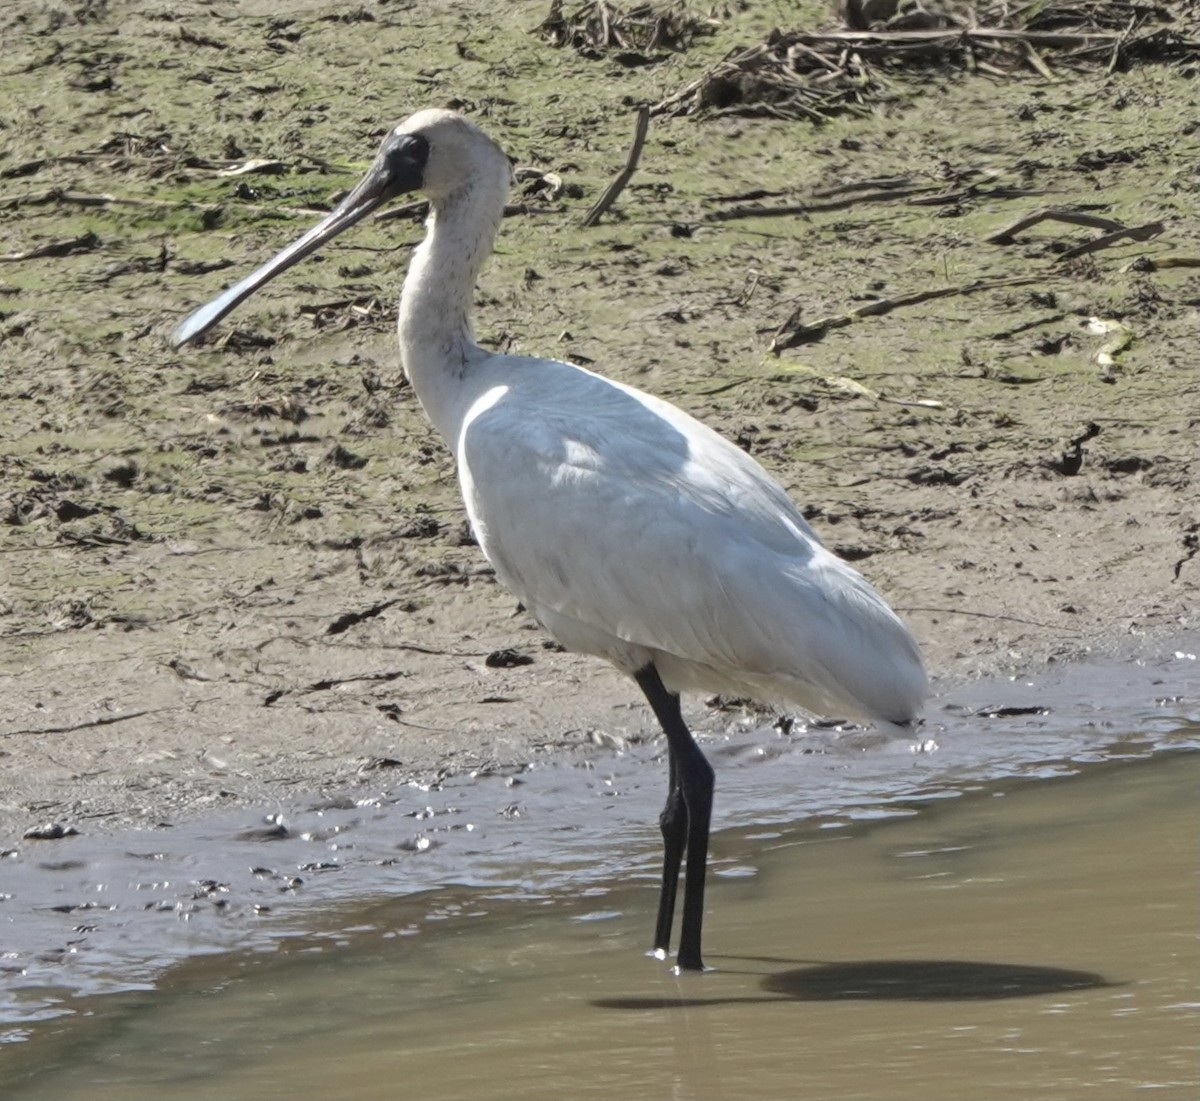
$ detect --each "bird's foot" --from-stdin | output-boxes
[648,945,709,972]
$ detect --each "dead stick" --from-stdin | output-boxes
[1022,40,1058,81]
[0,231,101,261]
[1107,14,1139,75]
[811,176,915,198]
[1,707,171,738]
[986,208,1129,244]
[906,185,1045,207]
[769,275,1042,353]
[0,187,333,220]
[707,185,943,221]
[712,184,1039,222]
[650,43,765,115]
[582,106,650,227]
[1,188,538,226]
[785,39,849,73]
[1056,221,1164,261]
[791,28,1125,47]
[1125,256,1200,271]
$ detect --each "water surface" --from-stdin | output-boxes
[2,647,1198,1098]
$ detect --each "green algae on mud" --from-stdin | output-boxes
[1,0,1198,837]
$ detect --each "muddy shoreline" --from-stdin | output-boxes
[2,0,1198,844]
[2,636,1197,1041]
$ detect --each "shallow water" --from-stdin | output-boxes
[1,645,1198,1097]
[5,744,1198,1100]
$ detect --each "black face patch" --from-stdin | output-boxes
[380,131,430,195]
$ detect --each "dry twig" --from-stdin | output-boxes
[581,106,651,227]
[986,207,1167,259]
[540,0,717,54]
[1056,220,1164,260]
[0,231,101,262]
[654,2,1198,122]
[769,274,1043,352]
[986,208,1131,243]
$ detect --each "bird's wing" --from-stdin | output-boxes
[454,359,913,699]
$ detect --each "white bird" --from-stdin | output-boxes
[172,109,927,971]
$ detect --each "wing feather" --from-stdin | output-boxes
[454,357,925,721]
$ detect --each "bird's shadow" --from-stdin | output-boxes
[593,957,1117,1010]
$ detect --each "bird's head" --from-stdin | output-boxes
[170,108,509,349]
[389,108,511,206]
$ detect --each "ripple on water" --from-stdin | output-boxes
[1,645,1198,1039]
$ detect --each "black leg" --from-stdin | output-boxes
[634,664,715,971]
[654,746,686,954]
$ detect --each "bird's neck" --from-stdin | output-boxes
[398,181,506,438]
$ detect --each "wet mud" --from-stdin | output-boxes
[1,669,1197,1098]
[2,0,1197,835]
[1,642,1197,1041]
[1,0,1198,1080]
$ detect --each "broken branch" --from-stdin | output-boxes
[582,105,650,227]
[1056,220,1164,261]
[986,208,1132,244]
[769,275,1042,353]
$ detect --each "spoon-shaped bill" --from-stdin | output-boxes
[170,132,428,349]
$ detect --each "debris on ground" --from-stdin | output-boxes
[654,1,1200,120]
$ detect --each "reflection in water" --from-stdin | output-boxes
[3,650,1196,1040]
[595,958,1115,1010]
[3,747,1197,1101]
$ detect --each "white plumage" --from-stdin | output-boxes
[453,357,924,720]
[173,109,927,972]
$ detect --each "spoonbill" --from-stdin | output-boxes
[172,109,927,972]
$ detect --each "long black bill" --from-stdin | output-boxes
[170,131,430,349]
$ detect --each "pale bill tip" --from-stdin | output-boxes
[170,297,226,350]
